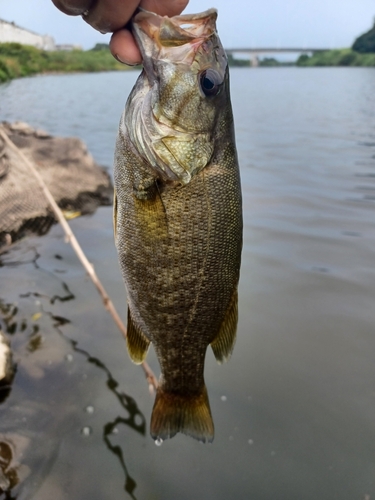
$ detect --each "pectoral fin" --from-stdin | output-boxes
[210,289,238,364]
[126,308,150,364]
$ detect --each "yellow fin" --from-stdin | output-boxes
[126,308,150,365]
[210,289,238,364]
[113,188,117,242]
[150,385,214,443]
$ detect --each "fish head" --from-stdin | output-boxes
[130,9,230,183]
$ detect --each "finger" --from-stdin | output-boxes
[110,30,142,65]
[140,0,189,17]
[109,0,189,65]
[51,0,94,16]
[83,0,140,33]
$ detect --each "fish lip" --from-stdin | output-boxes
[133,8,218,39]
[132,8,218,65]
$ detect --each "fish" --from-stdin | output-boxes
[113,8,242,443]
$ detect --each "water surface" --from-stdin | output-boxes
[1,68,375,499]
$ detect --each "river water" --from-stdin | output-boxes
[0,67,375,499]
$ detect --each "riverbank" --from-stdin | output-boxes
[297,48,375,66]
[0,42,133,83]
[2,43,375,81]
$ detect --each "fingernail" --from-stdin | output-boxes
[114,54,141,66]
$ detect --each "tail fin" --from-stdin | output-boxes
[150,386,214,443]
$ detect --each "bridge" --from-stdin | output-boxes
[225,47,330,67]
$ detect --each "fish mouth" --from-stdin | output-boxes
[132,8,218,65]
[128,9,224,185]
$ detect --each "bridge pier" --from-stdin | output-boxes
[250,54,259,67]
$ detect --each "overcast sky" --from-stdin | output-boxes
[1,0,374,50]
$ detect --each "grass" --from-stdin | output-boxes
[296,49,375,67]
[1,42,374,83]
[0,42,132,83]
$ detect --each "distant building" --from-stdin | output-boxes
[0,18,55,50]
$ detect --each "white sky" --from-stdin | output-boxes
[0,0,374,50]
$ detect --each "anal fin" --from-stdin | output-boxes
[126,308,150,364]
[210,288,238,364]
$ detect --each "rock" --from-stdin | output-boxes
[0,434,30,493]
[34,129,51,139]
[0,137,9,180]
[0,121,113,249]
[0,330,13,386]
[0,467,11,492]
[8,121,35,135]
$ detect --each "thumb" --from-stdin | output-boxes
[140,0,189,17]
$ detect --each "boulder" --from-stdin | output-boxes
[0,121,113,249]
[0,330,13,388]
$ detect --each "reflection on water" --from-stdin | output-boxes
[0,439,19,493]
[75,350,144,498]
[0,68,375,499]
[0,241,146,499]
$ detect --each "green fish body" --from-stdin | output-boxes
[114,9,242,442]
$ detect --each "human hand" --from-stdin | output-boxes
[52,0,189,65]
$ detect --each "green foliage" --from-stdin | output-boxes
[90,43,110,51]
[0,57,13,81]
[227,54,250,67]
[296,49,375,67]
[0,42,133,83]
[297,54,309,65]
[339,51,358,66]
[297,18,375,65]
[259,57,280,67]
[0,43,49,77]
[352,21,375,53]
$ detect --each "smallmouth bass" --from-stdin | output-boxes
[114,8,242,443]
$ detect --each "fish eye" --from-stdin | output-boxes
[199,69,222,97]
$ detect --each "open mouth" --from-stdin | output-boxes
[133,9,218,63]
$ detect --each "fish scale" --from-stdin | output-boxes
[114,8,242,442]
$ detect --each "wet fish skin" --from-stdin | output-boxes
[114,9,242,442]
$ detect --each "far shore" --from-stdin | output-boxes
[1,42,374,85]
